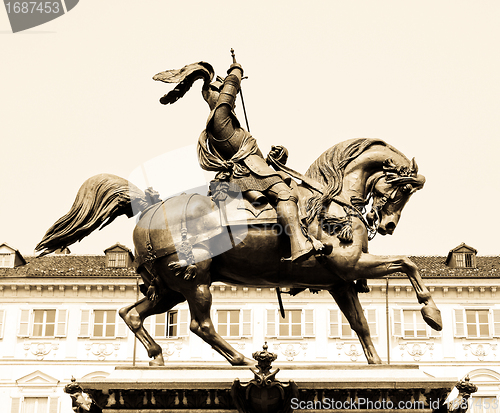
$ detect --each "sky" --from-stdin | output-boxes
[1,1,499,258]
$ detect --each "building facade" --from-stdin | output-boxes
[0,242,499,413]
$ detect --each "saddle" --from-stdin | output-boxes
[134,156,317,271]
[219,197,305,226]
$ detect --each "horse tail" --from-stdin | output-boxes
[35,173,159,257]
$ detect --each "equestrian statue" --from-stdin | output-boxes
[36,51,442,366]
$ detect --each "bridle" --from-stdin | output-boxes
[322,165,420,242]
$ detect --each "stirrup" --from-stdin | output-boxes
[291,243,315,263]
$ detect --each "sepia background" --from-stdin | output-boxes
[1,0,499,257]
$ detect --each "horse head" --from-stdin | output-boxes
[367,157,425,235]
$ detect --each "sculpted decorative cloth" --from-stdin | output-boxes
[197,128,282,191]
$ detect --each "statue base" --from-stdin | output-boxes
[79,363,456,412]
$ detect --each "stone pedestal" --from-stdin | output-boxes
[79,363,457,413]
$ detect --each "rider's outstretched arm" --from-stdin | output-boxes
[211,64,244,140]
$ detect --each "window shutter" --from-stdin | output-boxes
[116,311,128,338]
[151,314,163,338]
[79,310,91,338]
[328,309,339,337]
[454,309,466,338]
[178,309,189,337]
[303,309,314,337]
[55,309,67,337]
[491,309,500,337]
[11,397,21,413]
[48,397,59,413]
[0,309,5,339]
[392,309,403,337]
[18,309,30,337]
[266,309,276,337]
[365,308,377,337]
[211,309,217,326]
[241,309,252,337]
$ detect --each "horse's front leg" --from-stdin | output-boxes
[329,283,382,364]
[342,253,442,331]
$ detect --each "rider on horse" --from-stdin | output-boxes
[197,59,326,263]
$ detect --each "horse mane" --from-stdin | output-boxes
[304,138,388,224]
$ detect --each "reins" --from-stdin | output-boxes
[268,153,380,239]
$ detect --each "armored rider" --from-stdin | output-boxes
[197,57,325,263]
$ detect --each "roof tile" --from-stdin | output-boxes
[0,255,137,278]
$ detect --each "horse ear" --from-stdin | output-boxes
[410,158,418,174]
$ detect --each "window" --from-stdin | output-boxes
[22,397,48,413]
[108,252,126,267]
[218,310,240,337]
[78,309,127,339]
[329,308,377,338]
[0,253,13,267]
[403,310,427,338]
[466,310,489,338]
[167,311,177,337]
[455,253,474,268]
[214,309,252,338]
[33,310,56,337]
[454,309,500,338]
[152,310,186,338]
[17,309,67,338]
[93,310,116,337]
[266,309,314,338]
[279,310,302,337]
[392,308,439,339]
[465,253,473,267]
[12,396,58,413]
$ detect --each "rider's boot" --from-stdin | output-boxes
[276,197,314,263]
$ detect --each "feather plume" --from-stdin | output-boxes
[153,61,214,105]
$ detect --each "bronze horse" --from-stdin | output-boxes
[36,138,442,365]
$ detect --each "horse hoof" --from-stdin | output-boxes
[230,355,255,366]
[149,354,165,366]
[149,359,164,366]
[421,305,442,331]
[240,356,255,366]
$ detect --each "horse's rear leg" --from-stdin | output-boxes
[163,248,253,366]
[329,283,382,364]
[186,283,253,366]
[119,289,185,366]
